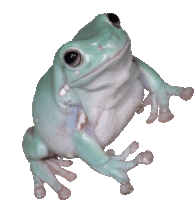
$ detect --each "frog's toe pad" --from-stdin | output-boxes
[58,186,71,200]
[106,149,115,156]
[180,87,194,101]
[158,110,174,123]
[137,150,153,165]
[120,182,134,195]
[34,186,46,199]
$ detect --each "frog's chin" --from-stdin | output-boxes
[70,39,131,86]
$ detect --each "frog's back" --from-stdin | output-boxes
[32,67,77,157]
[32,66,57,128]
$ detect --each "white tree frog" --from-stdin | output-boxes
[22,13,194,200]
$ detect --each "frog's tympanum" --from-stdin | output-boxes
[22,13,194,199]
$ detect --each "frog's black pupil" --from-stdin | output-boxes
[107,13,119,23]
[65,51,78,64]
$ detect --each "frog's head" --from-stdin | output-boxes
[53,13,131,90]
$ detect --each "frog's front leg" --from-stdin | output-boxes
[134,56,194,124]
[22,127,77,200]
[73,124,153,195]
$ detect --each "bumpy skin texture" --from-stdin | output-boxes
[22,13,194,199]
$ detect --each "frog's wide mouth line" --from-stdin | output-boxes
[71,39,130,85]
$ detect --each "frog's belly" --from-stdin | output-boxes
[36,79,143,158]
[94,79,144,148]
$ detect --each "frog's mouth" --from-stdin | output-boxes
[71,39,130,85]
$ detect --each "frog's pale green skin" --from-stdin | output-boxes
[22,13,194,200]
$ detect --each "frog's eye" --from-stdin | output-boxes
[106,13,120,28]
[64,50,82,67]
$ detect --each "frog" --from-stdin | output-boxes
[22,13,194,200]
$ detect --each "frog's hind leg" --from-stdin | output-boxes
[23,127,77,200]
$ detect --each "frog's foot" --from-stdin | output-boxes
[31,158,77,200]
[95,142,153,195]
[143,83,194,124]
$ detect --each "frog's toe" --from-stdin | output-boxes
[34,186,46,199]
[33,173,46,199]
[145,93,158,124]
[180,87,194,101]
[111,141,139,161]
[158,109,174,123]
[143,93,152,107]
[58,186,71,200]
[31,159,75,200]
[136,103,144,114]
[136,150,154,165]
[146,113,158,124]
[106,149,115,156]
[120,182,134,195]
[45,159,77,182]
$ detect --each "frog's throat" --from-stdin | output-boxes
[70,39,131,86]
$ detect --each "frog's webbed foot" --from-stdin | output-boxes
[143,83,194,124]
[31,158,77,200]
[99,141,153,195]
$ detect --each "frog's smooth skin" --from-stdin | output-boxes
[22,13,194,200]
